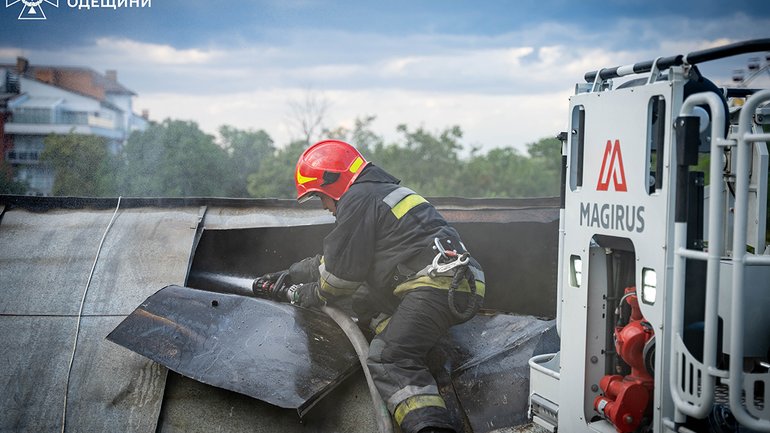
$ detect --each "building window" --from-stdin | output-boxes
[13,108,53,124]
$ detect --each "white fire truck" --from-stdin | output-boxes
[529,39,770,433]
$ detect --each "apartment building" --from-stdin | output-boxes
[0,57,148,195]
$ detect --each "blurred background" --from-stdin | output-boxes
[0,0,768,198]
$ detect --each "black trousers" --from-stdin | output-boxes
[366,288,478,433]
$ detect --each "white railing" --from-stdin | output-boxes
[728,89,770,431]
[669,90,770,431]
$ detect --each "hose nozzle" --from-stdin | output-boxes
[252,271,297,303]
[252,271,287,298]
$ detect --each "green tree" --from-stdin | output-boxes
[371,124,464,196]
[0,161,27,194]
[324,115,384,157]
[523,137,562,196]
[459,137,561,198]
[40,133,115,196]
[244,115,563,200]
[247,140,309,198]
[461,147,528,197]
[117,119,234,197]
[247,116,385,199]
[218,125,275,197]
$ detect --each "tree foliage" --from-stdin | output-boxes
[117,119,234,197]
[218,125,275,197]
[0,161,26,194]
[23,115,563,200]
[325,115,383,156]
[17,109,767,242]
[324,117,561,198]
[41,133,115,196]
[246,140,308,198]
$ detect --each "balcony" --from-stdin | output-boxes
[6,104,125,140]
[5,117,125,140]
[5,150,41,164]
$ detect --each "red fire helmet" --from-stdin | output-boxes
[295,140,368,203]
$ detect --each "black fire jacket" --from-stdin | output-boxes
[318,164,484,302]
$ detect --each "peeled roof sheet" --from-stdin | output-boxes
[108,285,360,417]
[0,195,560,432]
[0,205,200,432]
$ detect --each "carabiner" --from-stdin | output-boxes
[429,252,470,277]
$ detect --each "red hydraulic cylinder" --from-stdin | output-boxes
[594,373,650,432]
[594,287,655,433]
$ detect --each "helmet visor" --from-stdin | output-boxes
[297,192,318,204]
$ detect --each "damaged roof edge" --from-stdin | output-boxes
[0,194,560,433]
[0,194,559,212]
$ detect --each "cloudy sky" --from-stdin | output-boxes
[1,0,769,153]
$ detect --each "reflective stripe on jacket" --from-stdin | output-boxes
[319,164,484,301]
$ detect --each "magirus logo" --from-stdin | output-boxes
[596,139,628,192]
[6,0,58,20]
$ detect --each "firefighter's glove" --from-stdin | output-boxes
[292,282,323,309]
[288,255,322,283]
[257,270,288,285]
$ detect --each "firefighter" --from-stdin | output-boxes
[260,139,485,433]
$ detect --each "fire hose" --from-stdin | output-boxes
[320,305,394,433]
[252,274,394,433]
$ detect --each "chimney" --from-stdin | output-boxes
[105,69,117,82]
[16,57,29,74]
[141,109,149,120]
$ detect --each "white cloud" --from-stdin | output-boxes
[0,48,25,58]
[136,87,572,154]
[3,12,768,154]
[94,38,221,65]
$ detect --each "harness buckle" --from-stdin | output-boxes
[428,251,470,277]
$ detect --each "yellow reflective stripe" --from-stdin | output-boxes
[317,261,361,298]
[319,277,359,297]
[349,156,364,173]
[391,194,428,219]
[296,167,317,185]
[383,187,415,207]
[374,316,391,335]
[393,275,486,297]
[394,395,446,425]
[320,263,361,290]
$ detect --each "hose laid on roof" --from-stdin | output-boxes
[320,305,394,433]
[61,196,123,433]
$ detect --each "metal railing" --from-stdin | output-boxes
[11,109,119,130]
[5,150,41,163]
[669,90,770,431]
[728,90,770,430]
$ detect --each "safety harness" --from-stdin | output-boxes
[426,238,480,321]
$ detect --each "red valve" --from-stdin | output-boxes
[594,287,654,433]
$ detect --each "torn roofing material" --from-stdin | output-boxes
[0,205,201,432]
[107,284,360,417]
[0,195,559,432]
[441,314,559,432]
